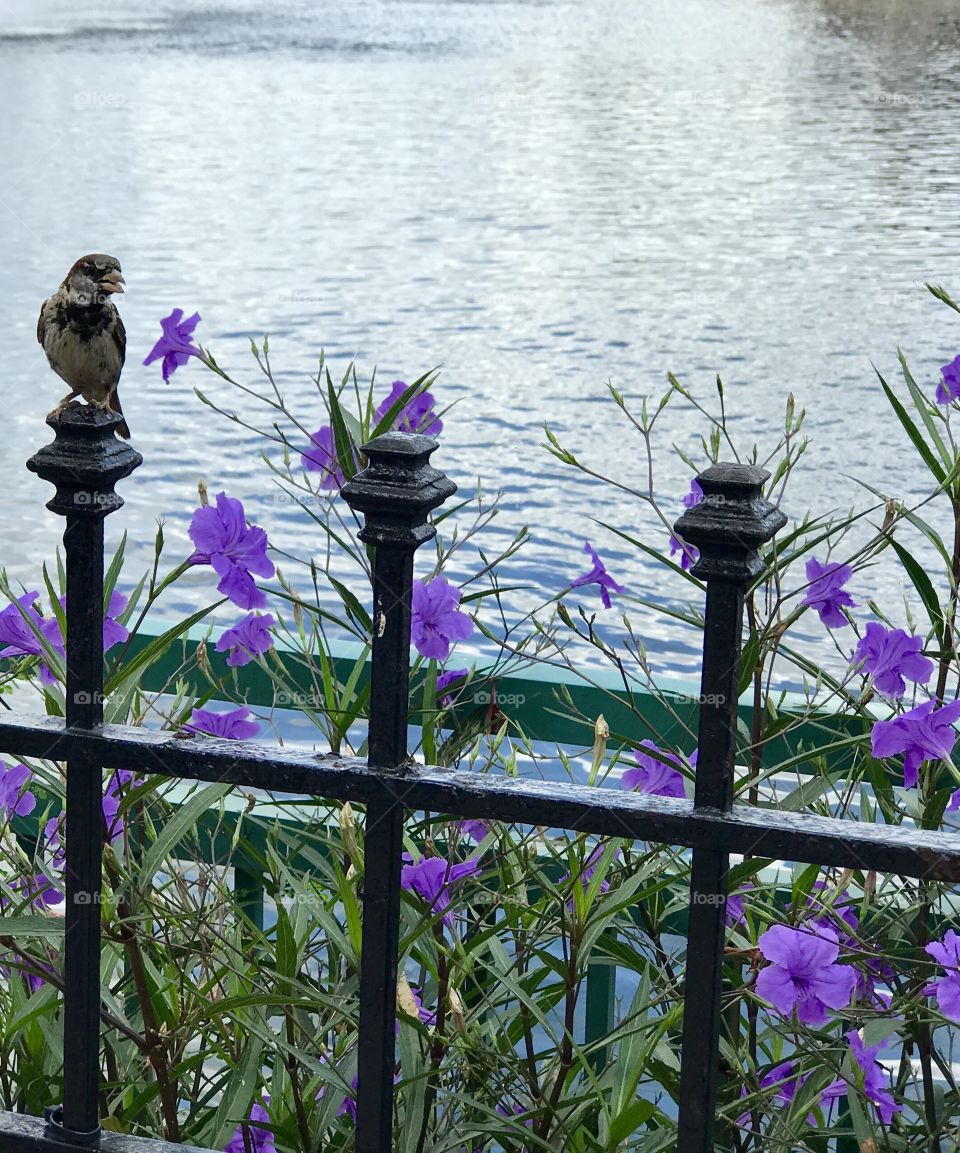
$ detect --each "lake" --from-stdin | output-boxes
[2,0,959,680]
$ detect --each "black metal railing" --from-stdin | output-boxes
[1,405,960,1153]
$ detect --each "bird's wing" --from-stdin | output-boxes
[37,298,49,345]
[112,307,126,374]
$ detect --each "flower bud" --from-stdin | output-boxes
[448,985,468,1037]
[396,972,421,1021]
[340,802,359,863]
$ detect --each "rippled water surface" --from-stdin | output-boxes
[2,0,959,677]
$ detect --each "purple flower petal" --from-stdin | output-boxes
[756,924,856,1025]
[937,355,960,406]
[871,698,960,787]
[802,557,855,629]
[622,740,685,798]
[401,853,481,927]
[851,622,933,698]
[144,310,203,383]
[411,577,473,662]
[375,380,443,436]
[215,613,275,668]
[187,706,260,741]
[570,541,625,609]
[189,492,275,611]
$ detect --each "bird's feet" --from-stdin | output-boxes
[47,399,76,423]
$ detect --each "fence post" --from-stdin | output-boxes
[27,406,142,1144]
[671,464,785,1153]
[341,432,456,1152]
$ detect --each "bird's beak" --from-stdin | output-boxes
[99,270,125,294]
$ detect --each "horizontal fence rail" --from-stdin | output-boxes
[0,405,957,1153]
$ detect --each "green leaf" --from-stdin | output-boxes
[104,602,220,695]
[607,1098,657,1146]
[370,371,440,439]
[738,630,760,697]
[274,905,299,980]
[899,348,953,471]
[877,369,946,484]
[887,536,944,644]
[103,533,127,612]
[140,783,233,883]
[326,374,359,486]
[0,916,64,938]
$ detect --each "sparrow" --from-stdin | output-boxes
[37,254,129,438]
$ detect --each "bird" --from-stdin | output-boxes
[37,254,129,438]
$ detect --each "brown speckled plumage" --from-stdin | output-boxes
[38,254,129,438]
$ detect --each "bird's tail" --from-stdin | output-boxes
[110,387,130,440]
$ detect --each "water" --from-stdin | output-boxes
[2,0,959,679]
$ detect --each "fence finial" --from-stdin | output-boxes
[672,463,786,583]
[341,431,456,549]
[26,405,142,517]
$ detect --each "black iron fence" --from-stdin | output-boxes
[1,406,960,1153]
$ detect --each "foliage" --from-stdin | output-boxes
[2,286,960,1151]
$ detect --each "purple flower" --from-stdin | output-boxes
[225,1099,275,1153]
[802,880,859,943]
[5,872,62,910]
[375,380,443,436]
[622,740,685,798]
[411,576,473,661]
[0,591,59,685]
[337,1077,358,1121]
[315,1062,360,1120]
[187,706,260,740]
[458,817,489,841]
[102,592,130,650]
[41,592,130,659]
[188,492,275,610]
[408,984,437,1027]
[301,425,356,491]
[400,854,481,927]
[1,953,54,994]
[570,541,625,609]
[851,623,933,698]
[143,309,203,383]
[44,816,65,871]
[669,479,703,571]
[0,761,36,818]
[102,770,140,848]
[755,924,856,1026]
[560,843,621,902]
[436,667,468,707]
[936,355,960,406]
[737,1060,844,1128]
[801,558,856,628]
[725,882,755,929]
[669,533,699,571]
[924,928,960,1020]
[846,1031,900,1125]
[215,613,275,668]
[871,698,960,788]
[496,1101,533,1131]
